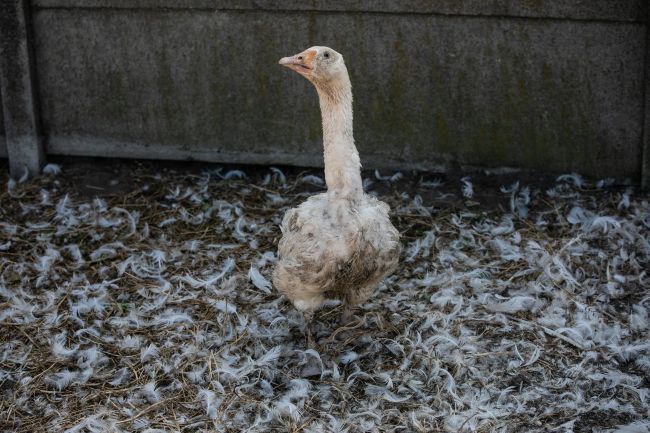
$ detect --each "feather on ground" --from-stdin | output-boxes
[0,161,648,432]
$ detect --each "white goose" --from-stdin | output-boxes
[273,46,400,330]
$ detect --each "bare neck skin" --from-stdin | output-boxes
[314,73,363,200]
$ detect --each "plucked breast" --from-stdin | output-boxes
[277,194,355,269]
[275,193,400,297]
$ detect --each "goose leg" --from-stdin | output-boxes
[340,306,354,326]
[303,311,315,348]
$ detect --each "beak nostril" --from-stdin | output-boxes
[297,56,303,60]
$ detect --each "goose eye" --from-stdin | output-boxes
[324,52,330,59]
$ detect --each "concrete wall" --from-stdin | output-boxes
[2,1,649,181]
[0,93,5,157]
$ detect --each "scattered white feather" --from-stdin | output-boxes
[212,299,237,314]
[150,311,193,326]
[596,178,616,188]
[485,296,538,313]
[184,366,206,384]
[120,335,142,351]
[607,420,650,433]
[42,163,62,175]
[419,177,443,188]
[62,414,114,433]
[461,176,473,198]
[340,351,358,364]
[140,343,159,363]
[301,175,324,186]
[44,369,79,390]
[222,169,246,180]
[50,333,79,358]
[557,173,585,188]
[158,217,177,228]
[248,265,272,294]
[269,167,286,186]
[18,167,29,183]
[374,169,402,182]
[7,177,17,193]
[198,388,220,420]
[141,381,160,403]
[109,367,131,386]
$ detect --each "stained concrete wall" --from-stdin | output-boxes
[0,93,5,157]
[3,1,649,180]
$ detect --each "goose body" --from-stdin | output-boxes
[273,46,400,320]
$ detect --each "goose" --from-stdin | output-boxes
[273,46,400,337]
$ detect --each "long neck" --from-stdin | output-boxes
[315,74,363,200]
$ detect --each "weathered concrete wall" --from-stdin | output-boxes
[31,0,648,22]
[643,3,650,191]
[10,1,650,179]
[0,0,45,176]
[0,93,6,157]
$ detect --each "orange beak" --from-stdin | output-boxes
[279,49,316,74]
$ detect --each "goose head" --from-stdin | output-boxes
[279,46,347,85]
